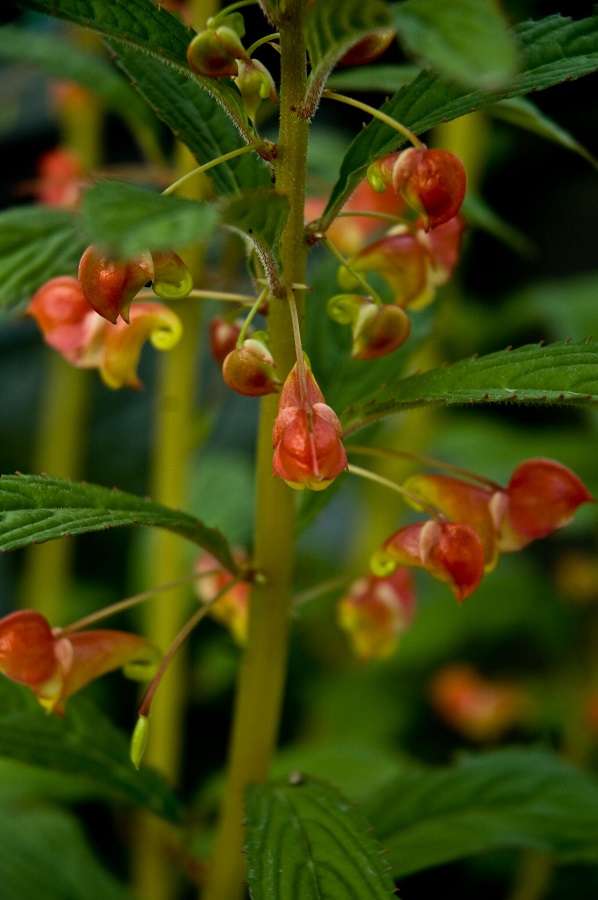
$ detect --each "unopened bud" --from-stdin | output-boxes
[222,336,279,396]
[187,26,248,78]
[130,715,150,770]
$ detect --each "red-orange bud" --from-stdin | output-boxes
[78,246,154,324]
[339,28,396,67]
[351,301,411,360]
[272,363,347,491]
[0,611,57,686]
[222,337,279,396]
[392,147,467,230]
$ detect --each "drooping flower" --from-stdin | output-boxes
[340,232,433,309]
[429,664,526,742]
[371,520,485,601]
[273,362,347,491]
[327,294,411,360]
[78,246,154,324]
[337,568,415,660]
[35,148,84,209]
[195,551,250,645]
[0,610,158,714]
[28,277,182,389]
[391,147,467,230]
[222,335,279,396]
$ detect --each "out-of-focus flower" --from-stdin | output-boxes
[35,148,84,209]
[371,520,485,601]
[339,28,396,67]
[337,568,415,660]
[273,362,347,491]
[222,335,279,396]
[195,551,250,645]
[430,664,526,741]
[554,552,598,604]
[0,610,157,714]
[28,277,182,389]
[391,147,467,230]
[209,317,242,365]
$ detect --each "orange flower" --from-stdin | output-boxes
[342,232,432,309]
[430,664,526,741]
[0,610,157,714]
[337,568,415,660]
[195,551,250,645]
[28,277,182,389]
[372,520,485,601]
[391,147,467,230]
[272,362,347,491]
[78,246,155,324]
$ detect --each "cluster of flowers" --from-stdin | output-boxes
[338,458,592,659]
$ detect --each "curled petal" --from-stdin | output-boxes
[100,302,182,389]
[151,251,193,300]
[343,233,433,309]
[0,611,57,686]
[392,147,467,230]
[78,246,154,324]
[337,569,415,661]
[423,214,465,284]
[372,520,485,601]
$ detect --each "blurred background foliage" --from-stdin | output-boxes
[0,1,597,898]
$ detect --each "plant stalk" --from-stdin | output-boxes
[204,3,309,897]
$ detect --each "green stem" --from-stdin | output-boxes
[207,0,257,27]
[323,235,383,304]
[204,3,309,898]
[236,287,268,345]
[322,90,424,150]
[347,463,443,518]
[162,144,258,196]
[247,32,280,56]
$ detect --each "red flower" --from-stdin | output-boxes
[327,294,411,360]
[222,337,279,396]
[337,568,415,660]
[391,147,467,230]
[342,232,432,308]
[0,610,157,714]
[273,363,347,491]
[372,520,485,601]
[78,246,154,324]
[209,317,242,365]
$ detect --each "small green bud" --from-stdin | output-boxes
[130,715,150,771]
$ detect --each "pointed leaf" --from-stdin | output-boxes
[0,474,237,572]
[220,189,289,293]
[304,0,391,114]
[322,13,598,227]
[366,749,598,876]
[341,341,598,433]
[0,206,85,310]
[81,180,218,258]
[393,0,518,89]
[246,776,394,900]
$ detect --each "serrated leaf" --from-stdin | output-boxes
[393,0,518,89]
[341,341,598,434]
[246,777,394,900]
[0,206,86,310]
[366,749,598,876]
[327,63,420,93]
[0,803,131,900]
[17,0,259,158]
[0,25,156,141]
[322,13,598,227]
[490,97,598,168]
[0,679,181,821]
[82,180,218,257]
[304,0,391,114]
[462,192,536,257]
[0,473,237,571]
[220,189,289,292]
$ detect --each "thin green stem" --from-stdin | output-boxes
[204,3,309,897]
[236,287,268,345]
[247,32,280,56]
[336,210,404,225]
[162,145,258,196]
[347,444,502,491]
[207,0,257,27]
[322,90,425,150]
[347,463,444,518]
[139,288,256,306]
[323,235,383,305]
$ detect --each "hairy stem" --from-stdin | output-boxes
[204,3,309,898]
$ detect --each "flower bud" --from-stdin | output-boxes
[78,246,154,324]
[234,59,277,123]
[371,520,485,601]
[187,26,248,77]
[222,335,279,396]
[339,28,396,67]
[273,362,347,491]
[209,317,242,364]
[0,611,57,686]
[151,251,193,300]
[130,715,150,770]
[195,550,250,645]
[391,147,467,230]
[351,301,411,360]
[337,568,415,661]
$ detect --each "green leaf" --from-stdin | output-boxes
[327,62,420,93]
[393,0,518,89]
[0,803,131,900]
[246,776,395,899]
[0,206,85,310]
[322,13,598,227]
[17,0,262,170]
[366,749,598,876]
[81,180,218,258]
[219,189,289,292]
[304,0,392,113]
[462,192,536,257]
[0,473,237,572]
[0,679,181,821]
[490,97,598,168]
[341,341,598,433]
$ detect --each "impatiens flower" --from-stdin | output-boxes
[429,664,526,742]
[222,335,279,396]
[210,317,242,364]
[339,28,396,67]
[423,214,465,285]
[78,245,154,324]
[35,148,84,209]
[371,520,485,601]
[151,251,194,300]
[337,568,415,661]
[195,551,250,645]
[187,25,248,77]
[273,362,347,491]
[235,59,277,123]
[327,294,411,360]
[0,610,158,714]
[391,147,467,230]
[340,232,433,309]
[28,277,182,389]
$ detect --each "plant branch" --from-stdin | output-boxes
[162,145,258,196]
[322,90,424,150]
